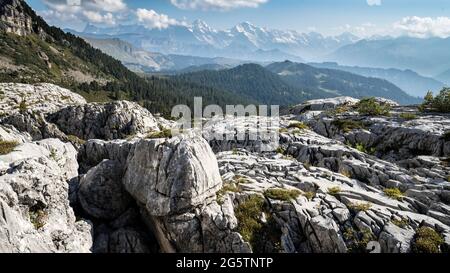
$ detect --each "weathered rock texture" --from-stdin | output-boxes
[1,84,450,254]
[0,139,92,252]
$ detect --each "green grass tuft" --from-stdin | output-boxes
[287,122,309,130]
[0,140,19,155]
[332,119,365,133]
[327,186,342,196]
[383,188,404,201]
[146,129,173,139]
[399,112,417,120]
[235,195,282,253]
[264,188,302,201]
[348,202,372,212]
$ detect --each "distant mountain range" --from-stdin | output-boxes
[309,62,445,97]
[68,20,360,62]
[174,62,420,106]
[84,37,243,72]
[266,61,420,105]
[328,37,450,79]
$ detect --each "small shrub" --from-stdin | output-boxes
[357,97,391,116]
[235,195,282,253]
[264,188,301,201]
[420,88,450,113]
[0,140,19,155]
[399,112,417,120]
[383,188,404,201]
[29,206,47,230]
[287,122,309,130]
[344,227,376,253]
[327,186,342,196]
[19,98,28,113]
[348,202,372,212]
[332,119,365,133]
[275,147,286,155]
[340,168,352,178]
[146,128,173,139]
[49,148,58,161]
[412,227,444,253]
[355,143,376,155]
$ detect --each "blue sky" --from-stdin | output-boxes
[26,0,450,37]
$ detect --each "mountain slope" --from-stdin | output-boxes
[173,64,324,106]
[328,37,450,76]
[266,61,420,105]
[309,62,445,97]
[0,0,250,116]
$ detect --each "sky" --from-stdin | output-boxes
[26,0,450,38]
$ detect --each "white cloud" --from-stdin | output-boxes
[367,0,381,6]
[136,8,182,29]
[41,0,127,25]
[170,0,268,11]
[82,11,116,25]
[394,16,450,38]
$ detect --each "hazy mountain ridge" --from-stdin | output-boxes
[328,37,450,78]
[266,61,420,105]
[83,36,244,72]
[77,20,360,62]
[310,62,445,97]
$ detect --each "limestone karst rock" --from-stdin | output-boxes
[1,83,450,253]
[48,101,161,141]
[0,139,92,252]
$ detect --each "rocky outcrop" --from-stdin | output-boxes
[123,134,222,216]
[0,0,34,36]
[48,101,161,140]
[0,139,92,252]
[2,84,450,254]
[0,83,86,116]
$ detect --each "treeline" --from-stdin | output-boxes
[173,64,318,106]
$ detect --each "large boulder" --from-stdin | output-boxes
[48,101,160,140]
[123,134,222,216]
